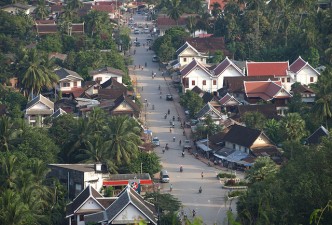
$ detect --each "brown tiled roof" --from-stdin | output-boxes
[71,23,84,33]
[185,37,229,55]
[92,5,115,13]
[236,104,279,120]
[289,56,306,73]
[156,16,187,27]
[89,67,125,77]
[35,20,56,24]
[306,126,329,145]
[219,93,241,105]
[180,59,210,76]
[110,95,140,113]
[35,24,58,34]
[223,124,262,148]
[246,61,289,77]
[223,76,278,93]
[98,89,126,100]
[50,5,63,12]
[244,80,288,101]
[292,84,315,94]
[213,57,243,76]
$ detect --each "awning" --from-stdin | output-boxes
[226,151,248,163]
[196,143,212,152]
[237,160,253,167]
[103,179,153,186]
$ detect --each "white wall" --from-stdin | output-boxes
[296,66,318,86]
[112,204,148,224]
[84,172,104,193]
[92,73,123,84]
[184,68,212,92]
[59,80,82,91]
[215,66,244,89]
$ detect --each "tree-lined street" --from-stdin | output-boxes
[129,13,237,224]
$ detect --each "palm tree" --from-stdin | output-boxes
[186,16,197,37]
[0,116,15,152]
[106,116,142,165]
[0,189,30,225]
[34,0,49,20]
[312,94,332,129]
[68,118,91,158]
[245,157,278,184]
[280,113,307,142]
[167,0,182,25]
[0,154,18,190]
[211,2,221,18]
[16,49,58,99]
[66,0,83,10]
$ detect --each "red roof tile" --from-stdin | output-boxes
[246,61,289,77]
[219,93,241,105]
[213,57,242,75]
[208,0,228,10]
[244,80,289,101]
[185,36,229,55]
[289,56,307,73]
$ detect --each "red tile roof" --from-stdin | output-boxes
[50,5,63,12]
[289,56,307,73]
[35,24,58,34]
[219,93,241,105]
[246,61,289,77]
[244,80,289,101]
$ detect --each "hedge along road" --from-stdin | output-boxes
[128,13,237,225]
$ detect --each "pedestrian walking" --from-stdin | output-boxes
[192,210,196,217]
[179,140,182,145]
[170,127,172,133]
[201,172,204,179]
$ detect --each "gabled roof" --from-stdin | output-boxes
[66,185,104,218]
[55,68,83,80]
[176,42,189,56]
[85,185,157,225]
[89,67,125,77]
[185,37,228,55]
[236,104,279,120]
[100,78,125,89]
[306,125,329,145]
[219,93,241,105]
[191,86,203,95]
[292,84,315,94]
[2,3,32,10]
[195,102,222,119]
[223,124,262,148]
[244,80,291,101]
[246,61,289,77]
[202,92,220,104]
[51,108,67,118]
[222,76,278,93]
[180,59,211,77]
[213,57,244,76]
[98,89,126,100]
[111,95,140,113]
[289,56,320,75]
[26,94,54,110]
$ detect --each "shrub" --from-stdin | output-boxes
[228,190,246,198]
[225,179,236,186]
[217,173,236,179]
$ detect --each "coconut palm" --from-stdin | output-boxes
[280,113,307,142]
[106,116,142,164]
[245,157,278,184]
[16,49,58,99]
[0,116,16,152]
[34,0,49,20]
[312,94,332,129]
[186,16,197,37]
[66,0,83,10]
[68,118,92,158]
[167,0,182,25]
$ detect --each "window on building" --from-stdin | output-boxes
[287,78,290,82]
[183,58,187,62]
[73,81,77,87]
[79,215,84,221]
[201,58,203,61]
[63,82,70,87]
[213,80,217,85]
[310,77,314,82]
[203,80,206,85]
[281,78,285,83]
[192,80,195,86]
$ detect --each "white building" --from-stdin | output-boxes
[55,68,84,92]
[25,94,54,127]
[89,67,124,84]
[1,3,34,15]
[289,56,320,87]
[181,57,244,93]
[176,42,208,66]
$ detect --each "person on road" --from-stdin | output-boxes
[179,140,182,145]
[145,62,147,67]
[181,152,185,157]
[173,136,176,142]
[193,209,196,217]
[201,172,204,179]
[170,184,173,192]
[164,113,167,119]
[170,127,172,133]
[162,147,165,154]
[168,109,170,114]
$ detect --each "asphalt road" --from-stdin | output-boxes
[128,13,236,225]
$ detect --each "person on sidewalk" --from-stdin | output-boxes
[201,172,204,179]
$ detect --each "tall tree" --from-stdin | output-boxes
[16,49,58,99]
[106,116,141,165]
[34,0,49,20]
[167,0,182,25]
[280,112,307,142]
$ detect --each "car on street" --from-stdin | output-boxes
[152,55,159,62]
[152,137,160,146]
[183,140,192,150]
[134,29,140,34]
[144,28,150,33]
[166,94,173,101]
[135,42,141,46]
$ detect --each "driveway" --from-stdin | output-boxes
[128,13,237,225]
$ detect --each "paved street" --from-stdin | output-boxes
[128,13,237,225]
